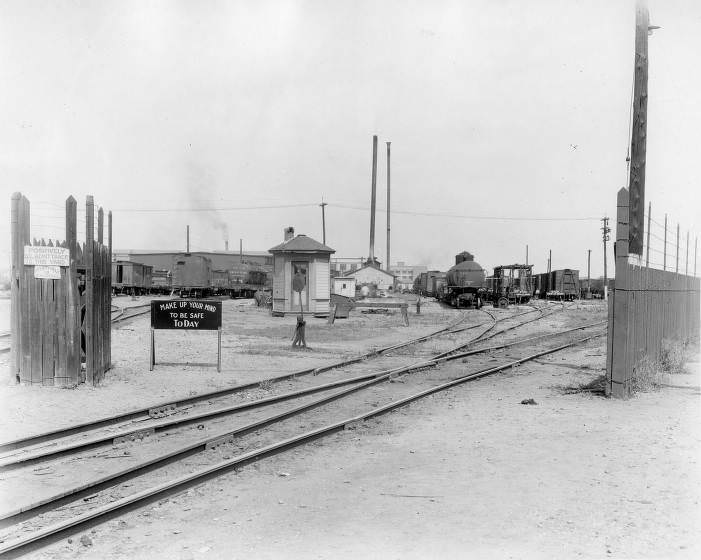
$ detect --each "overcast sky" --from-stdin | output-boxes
[1,0,699,277]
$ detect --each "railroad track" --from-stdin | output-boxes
[0,304,603,556]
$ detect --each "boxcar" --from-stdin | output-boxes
[112,261,153,295]
[172,254,212,298]
[151,268,172,294]
[546,269,580,301]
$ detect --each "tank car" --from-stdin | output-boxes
[441,252,486,308]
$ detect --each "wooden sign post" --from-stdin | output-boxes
[150,300,223,371]
[292,272,306,347]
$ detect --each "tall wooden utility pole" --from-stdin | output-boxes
[602,217,610,298]
[386,141,391,272]
[628,1,650,255]
[319,201,328,245]
[587,249,591,296]
[368,135,378,265]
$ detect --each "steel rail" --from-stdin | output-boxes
[0,331,604,558]
[0,310,473,453]
[0,312,499,469]
[0,321,605,521]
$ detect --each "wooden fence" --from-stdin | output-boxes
[606,188,700,397]
[10,193,112,387]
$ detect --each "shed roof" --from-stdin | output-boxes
[269,234,335,254]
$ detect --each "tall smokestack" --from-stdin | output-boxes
[225,240,229,251]
[186,225,190,253]
[239,238,243,263]
[386,141,391,272]
[369,134,378,265]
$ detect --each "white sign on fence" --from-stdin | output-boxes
[24,246,70,267]
[34,265,61,279]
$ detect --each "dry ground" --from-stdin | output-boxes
[0,297,699,559]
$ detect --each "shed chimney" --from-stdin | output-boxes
[284,227,295,241]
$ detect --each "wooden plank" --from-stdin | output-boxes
[10,193,21,383]
[55,265,68,386]
[65,196,79,386]
[85,196,94,385]
[97,207,104,245]
[42,278,55,386]
[29,274,42,384]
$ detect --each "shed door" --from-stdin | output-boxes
[291,261,308,312]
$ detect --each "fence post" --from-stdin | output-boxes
[607,187,631,398]
[663,214,667,271]
[108,211,112,369]
[10,193,22,383]
[85,196,95,385]
[676,223,680,274]
[645,201,651,267]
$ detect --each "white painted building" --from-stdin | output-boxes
[332,277,356,297]
[349,264,396,291]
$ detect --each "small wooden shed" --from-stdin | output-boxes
[269,228,335,316]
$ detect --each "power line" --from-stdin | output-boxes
[329,203,600,222]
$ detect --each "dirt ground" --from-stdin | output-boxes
[0,297,699,559]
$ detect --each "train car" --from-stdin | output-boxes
[227,261,269,298]
[546,269,580,301]
[172,253,212,298]
[151,268,172,294]
[533,272,549,299]
[111,261,152,295]
[486,264,533,307]
[211,269,230,295]
[441,252,486,308]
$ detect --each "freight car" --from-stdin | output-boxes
[172,253,212,298]
[414,270,446,297]
[226,261,270,298]
[440,252,486,308]
[111,261,153,295]
[151,268,172,294]
[546,269,580,301]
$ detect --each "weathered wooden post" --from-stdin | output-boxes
[291,271,306,347]
[85,196,95,384]
[67,196,80,386]
[10,193,22,383]
[108,211,112,369]
[607,188,631,398]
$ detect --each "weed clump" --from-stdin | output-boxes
[631,354,662,393]
[660,339,686,374]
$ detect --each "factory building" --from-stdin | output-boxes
[389,262,428,291]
